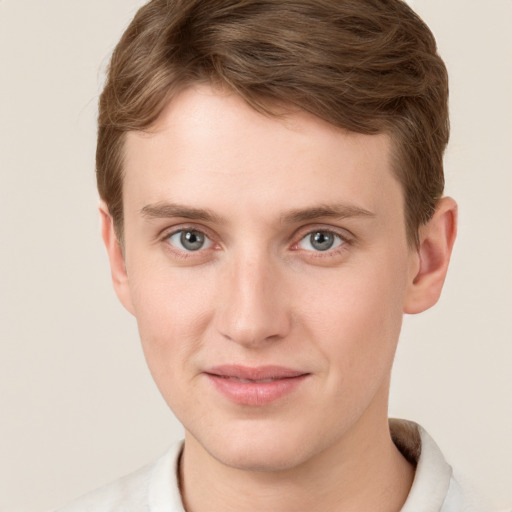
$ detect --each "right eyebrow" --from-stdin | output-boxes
[140,202,224,224]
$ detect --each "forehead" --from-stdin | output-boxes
[122,85,403,227]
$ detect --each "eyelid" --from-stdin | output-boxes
[297,231,344,251]
[169,230,214,250]
[157,222,354,258]
[159,224,219,252]
[159,223,215,241]
[292,224,353,245]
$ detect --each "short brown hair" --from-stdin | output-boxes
[97,0,449,246]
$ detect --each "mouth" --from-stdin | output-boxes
[204,365,310,406]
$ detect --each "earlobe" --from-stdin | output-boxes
[99,202,135,315]
[404,197,458,314]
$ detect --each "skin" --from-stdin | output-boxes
[101,85,457,512]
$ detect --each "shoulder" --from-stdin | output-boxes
[52,442,184,512]
[54,462,152,512]
[443,469,495,512]
[442,475,480,512]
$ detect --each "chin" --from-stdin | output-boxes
[213,442,306,472]
[190,419,323,473]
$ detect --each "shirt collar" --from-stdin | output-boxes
[390,419,453,512]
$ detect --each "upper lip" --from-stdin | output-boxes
[205,365,308,381]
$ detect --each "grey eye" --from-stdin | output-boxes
[168,229,213,251]
[298,231,344,252]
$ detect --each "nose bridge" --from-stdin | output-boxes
[215,247,290,346]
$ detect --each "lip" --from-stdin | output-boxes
[204,365,310,406]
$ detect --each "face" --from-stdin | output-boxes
[110,85,423,472]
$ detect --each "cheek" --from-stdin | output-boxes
[298,260,407,385]
[126,262,216,380]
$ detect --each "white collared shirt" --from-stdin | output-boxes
[54,420,482,512]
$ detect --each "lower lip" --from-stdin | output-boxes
[206,374,309,406]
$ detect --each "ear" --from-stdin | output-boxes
[99,202,135,315]
[404,197,458,314]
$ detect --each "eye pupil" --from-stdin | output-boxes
[311,231,334,251]
[180,230,205,251]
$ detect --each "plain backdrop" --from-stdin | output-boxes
[0,1,511,511]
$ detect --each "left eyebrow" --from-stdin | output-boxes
[280,204,375,224]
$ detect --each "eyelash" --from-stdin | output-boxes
[160,225,352,259]
[292,229,349,256]
[160,226,218,260]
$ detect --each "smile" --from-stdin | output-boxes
[204,365,310,406]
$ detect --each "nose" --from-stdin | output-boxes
[214,253,292,348]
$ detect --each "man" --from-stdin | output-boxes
[57,1,471,510]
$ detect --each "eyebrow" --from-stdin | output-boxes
[140,201,375,224]
[140,202,223,223]
[280,204,375,224]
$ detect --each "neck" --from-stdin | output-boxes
[179,405,414,512]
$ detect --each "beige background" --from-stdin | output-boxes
[0,1,511,511]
